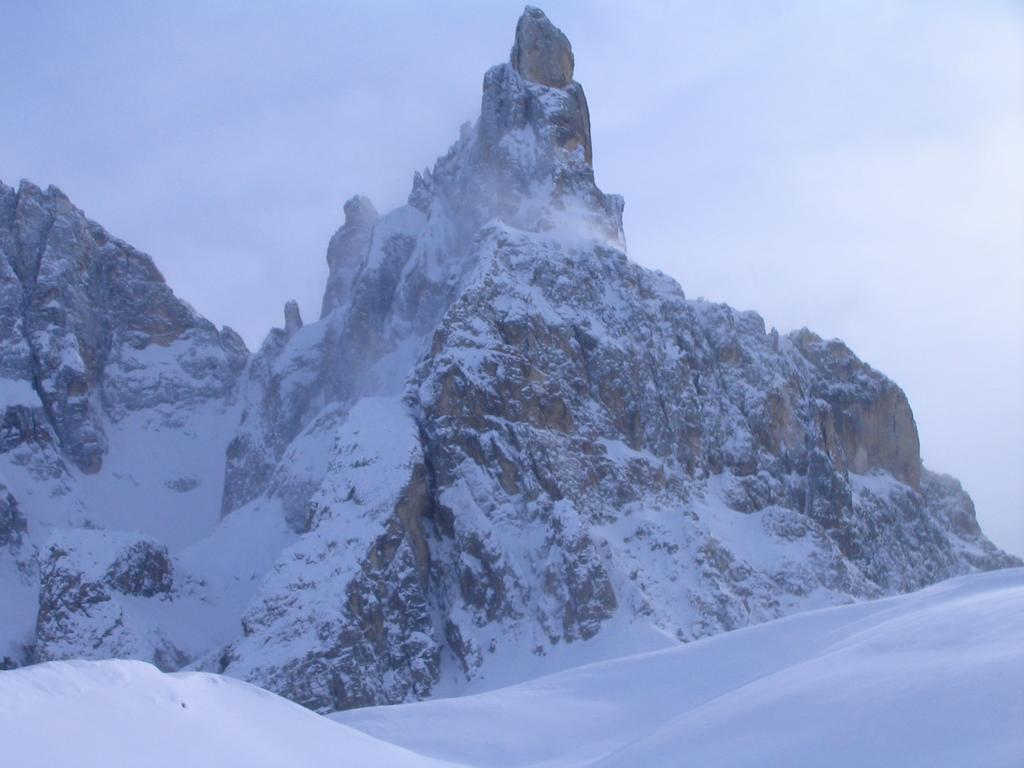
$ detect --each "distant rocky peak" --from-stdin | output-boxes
[4,180,72,288]
[342,195,378,229]
[320,195,379,318]
[284,300,303,338]
[511,6,575,88]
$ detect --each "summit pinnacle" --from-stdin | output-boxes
[511,6,575,88]
[284,300,303,337]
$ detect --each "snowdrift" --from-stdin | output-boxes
[2,569,1020,767]
[337,567,1024,768]
[0,659,459,768]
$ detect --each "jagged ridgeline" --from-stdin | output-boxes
[0,7,1018,707]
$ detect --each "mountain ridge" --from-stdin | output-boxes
[0,7,1018,709]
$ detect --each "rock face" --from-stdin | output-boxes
[0,182,245,474]
[0,487,27,549]
[511,6,575,88]
[499,8,592,166]
[320,196,378,318]
[0,179,247,667]
[0,6,1018,713]
[284,300,303,338]
[34,531,184,670]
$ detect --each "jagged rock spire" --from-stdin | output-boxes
[318,7,610,328]
[510,6,574,88]
[284,299,303,337]
[320,195,378,318]
[480,7,596,180]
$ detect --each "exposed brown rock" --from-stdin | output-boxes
[510,6,574,88]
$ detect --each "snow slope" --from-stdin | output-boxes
[335,568,1024,768]
[0,660,461,768]
[2,570,1020,767]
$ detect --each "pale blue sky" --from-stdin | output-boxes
[2,1,1022,555]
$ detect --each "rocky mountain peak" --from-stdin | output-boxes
[510,6,575,88]
[342,194,378,228]
[284,300,303,338]
[482,8,594,172]
[0,176,246,476]
[320,195,379,318]
[1,5,1018,719]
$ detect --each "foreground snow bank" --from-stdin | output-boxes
[2,569,1021,767]
[0,659,459,768]
[336,568,1024,768]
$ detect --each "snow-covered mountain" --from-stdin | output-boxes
[0,178,247,670]
[4,569,1022,767]
[0,6,1018,711]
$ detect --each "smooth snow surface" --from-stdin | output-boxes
[0,660,461,768]
[2,569,1020,767]
[4,569,1019,765]
[337,568,1024,768]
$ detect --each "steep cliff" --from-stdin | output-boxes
[0,180,246,666]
